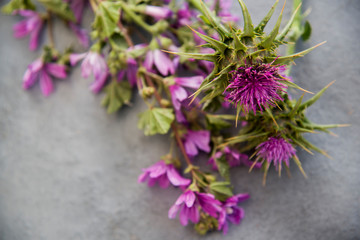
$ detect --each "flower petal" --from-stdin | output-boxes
[39,71,53,97]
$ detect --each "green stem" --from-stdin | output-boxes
[119,2,155,34]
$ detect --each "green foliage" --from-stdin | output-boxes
[214,156,230,181]
[206,114,232,130]
[209,181,233,201]
[38,0,76,22]
[1,0,35,14]
[102,81,132,114]
[93,1,121,38]
[138,108,175,136]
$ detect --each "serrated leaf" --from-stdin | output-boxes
[237,0,254,37]
[138,108,174,136]
[38,0,75,22]
[254,0,279,33]
[301,20,312,41]
[1,0,35,14]
[102,81,132,114]
[94,1,121,37]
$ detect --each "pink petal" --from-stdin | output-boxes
[70,53,87,66]
[157,174,170,188]
[39,71,53,96]
[168,204,180,219]
[184,138,198,157]
[166,165,191,187]
[29,20,43,51]
[22,68,38,89]
[137,172,149,183]
[179,206,189,226]
[143,51,154,71]
[90,73,107,93]
[153,49,174,76]
[46,63,67,79]
[174,76,203,89]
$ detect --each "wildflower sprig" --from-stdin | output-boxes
[2,0,347,235]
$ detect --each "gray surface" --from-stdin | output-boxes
[0,0,359,239]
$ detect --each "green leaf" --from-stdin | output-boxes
[94,1,121,37]
[237,0,254,37]
[254,0,279,33]
[231,28,247,51]
[266,41,326,64]
[301,20,312,41]
[215,156,230,181]
[189,26,229,52]
[102,81,132,114]
[164,51,217,62]
[259,1,285,49]
[209,181,233,201]
[38,0,76,22]
[276,2,302,41]
[1,0,35,14]
[298,81,335,111]
[138,108,174,136]
[206,114,232,130]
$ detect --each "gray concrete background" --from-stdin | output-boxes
[0,0,359,239]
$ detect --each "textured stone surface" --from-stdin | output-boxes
[0,0,359,239]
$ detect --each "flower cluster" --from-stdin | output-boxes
[2,0,344,235]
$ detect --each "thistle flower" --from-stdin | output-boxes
[183,130,211,157]
[218,193,249,235]
[23,58,67,96]
[13,10,44,51]
[208,146,261,170]
[224,64,288,114]
[144,49,175,76]
[168,190,222,226]
[70,51,108,93]
[138,160,191,188]
[256,136,296,170]
[144,6,172,20]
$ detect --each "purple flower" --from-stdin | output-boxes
[168,190,222,226]
[208,146,261,170]
[64,0,87,23]
[23,58,67,96]
[183,130,211,157]
[13,10,44,51]
[144,49,175,76]
[145,5,172,20]
[174,3,193,27]
[209,0,239,23]
[118,58,138,87]
[225,64,288,114]
[138,160,191,188]
[70,51,108,93]
[169,76,203,117]
[256,137,296,169]
[218,193,250,234]
[69,22,89,48]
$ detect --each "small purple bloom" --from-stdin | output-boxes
[23,58,67,96]
[13,10,44,51]
[145,5,172,20]
[70,51,108,93]
[175,3,193,27]
[138,160,191,188]
[256,137,296,169]
[169,76,203,110]
[218,193,250,234]
[144,49,175,76]
[183,130,211,157]
[208,146,261,170]
[225,64,289,114]
[69,22,89,48]
[118,58,138,87]
[209,0,239,23]
[168,190,222,226]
